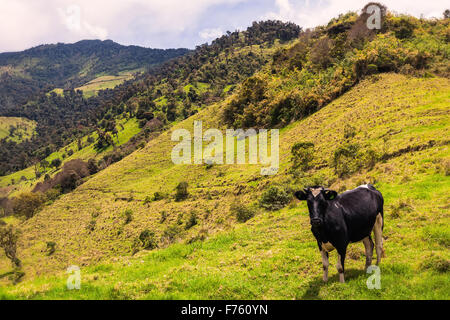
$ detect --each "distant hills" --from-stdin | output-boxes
[0,40,189,110]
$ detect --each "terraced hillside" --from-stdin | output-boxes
[1,73,448,299]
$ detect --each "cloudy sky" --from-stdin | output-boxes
[0,0,448,52]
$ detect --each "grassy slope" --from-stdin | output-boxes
[51,73,134,98]
[0,117,36,142]
[0,118,140,196]
[0,73,449,299]
[75,74,134,98]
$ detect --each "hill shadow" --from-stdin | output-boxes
[301,268,366,300]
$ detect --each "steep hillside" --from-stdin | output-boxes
[1,74,448,299]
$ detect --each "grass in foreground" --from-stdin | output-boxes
[0,74,448,299]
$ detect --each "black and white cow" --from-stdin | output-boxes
[294,184,384,283]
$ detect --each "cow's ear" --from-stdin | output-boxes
[324,190,337,200]
[294,190,307,201]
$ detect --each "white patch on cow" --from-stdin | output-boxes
[359,184,370,189]
[321,242,335,252]
[310,188,322,197]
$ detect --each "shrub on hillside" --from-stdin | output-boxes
[87,159,99,175]
[139,229,158,250]
[175,182,189,201]
[60,170,82,193]
[259,185,293,211]
[51,158,62,169]
[185,211,198,230]
[123,209,133,224]
[152,191,166,201]
[290,142,315,174]
[44,188,61,202]
[387,15,416,39]
[45,241,56,256]
[343,124,357,140]
[162,224,182,244]
[332,143,361,178]
[86,219,96,232]
[230,200,256,223]
[0,225,21,267]
[12,192,44,219]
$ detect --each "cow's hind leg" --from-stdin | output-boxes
[373,213,385,265]
[336,249,346,283]
[321,250,329,282]
[362,236,374,269]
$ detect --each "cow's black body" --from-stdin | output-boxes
[295,184,384,283]
[314,185,383,249]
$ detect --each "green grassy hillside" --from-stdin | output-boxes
[51,73,136,98]
[0,117,36,143]
[0,117,141,197]
[1,73,448,299]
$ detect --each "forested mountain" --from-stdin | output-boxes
[0,40,189,110]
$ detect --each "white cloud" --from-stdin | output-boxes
[57,4,108,39]
[0,0,246,51]
[199,28,224,41]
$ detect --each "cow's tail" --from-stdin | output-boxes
[379,192,384,231]
[376,188,385,258]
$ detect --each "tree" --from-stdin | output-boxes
[175,182,189,201]
[51,158,62,169]
[12,192,44,219]
[0,225,21,268]
[87,159,99,175]
[40,159,49,170]
[444,9,450,19]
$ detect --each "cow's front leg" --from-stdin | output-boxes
[321,250,329,282]
[336,248,346,283]
[362,236,374,269]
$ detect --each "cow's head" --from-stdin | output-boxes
[294,186,338,227]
